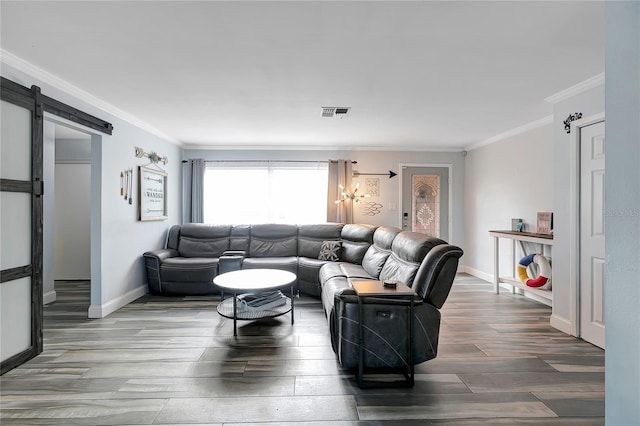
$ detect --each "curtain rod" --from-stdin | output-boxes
[181,160,357,164]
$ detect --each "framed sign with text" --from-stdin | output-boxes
[139,166,167,221]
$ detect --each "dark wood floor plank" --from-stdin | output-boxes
[0,275,605,424]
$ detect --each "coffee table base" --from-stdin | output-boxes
[217,294,294,336]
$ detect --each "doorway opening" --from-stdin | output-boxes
[43,117,99,320]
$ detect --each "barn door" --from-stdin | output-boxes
[1,81,44,374]
[1,77,112,374]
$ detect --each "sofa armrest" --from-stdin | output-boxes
[222,250,246,257]
[218,250,246,274]
[143,249,178,294]
[144,248,179,263]
[413,244,463,308]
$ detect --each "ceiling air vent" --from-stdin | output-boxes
[321,107,350,118]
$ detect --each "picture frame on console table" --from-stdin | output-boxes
[138,166,168,221]
[536,212,553,235]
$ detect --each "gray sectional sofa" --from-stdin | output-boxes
[143,222,463,372]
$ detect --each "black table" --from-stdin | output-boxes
[352,279,416,388]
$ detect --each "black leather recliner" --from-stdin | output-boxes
[320,230,463,370]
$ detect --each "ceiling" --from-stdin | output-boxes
[0,1,605,151]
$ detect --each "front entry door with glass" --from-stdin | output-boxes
[401,166,449,241]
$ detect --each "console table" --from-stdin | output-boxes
[489,230,553,306]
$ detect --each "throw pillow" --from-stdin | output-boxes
[318,240,342,262]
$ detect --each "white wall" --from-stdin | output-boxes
[184,148,465,248]
[605,2,640,424]
[1,62,183,318]
[464,124,554,280]
[550,85,604,329]
[54,163,91,280]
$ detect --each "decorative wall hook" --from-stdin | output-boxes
[135,146,168,165]
[563,112,583,134]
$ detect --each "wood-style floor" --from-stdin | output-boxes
[1,274,604,425]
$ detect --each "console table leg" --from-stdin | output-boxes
[408,298,414,386]
[357,297,364,388]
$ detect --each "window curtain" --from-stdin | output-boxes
[327,159,353,223]
[182,159,205,223]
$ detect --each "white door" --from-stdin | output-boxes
[401,166,449,241]
[579,121,605,348]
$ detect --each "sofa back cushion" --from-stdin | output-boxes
[249,224,298,257]
[166,225,182,250]
[178,224,232,258]
[298,223,344,258]
[379,231,445,287]
[362,226,400,278]
[230,225,251,252]
[340,224,376,264]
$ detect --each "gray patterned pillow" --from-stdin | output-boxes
[318,240,342,261]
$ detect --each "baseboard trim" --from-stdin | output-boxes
[88,284,148,319]
[461,266,493,283]
[550,314,576,336]
[43,290,56,305]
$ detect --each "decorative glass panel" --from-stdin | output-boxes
[412,174,440,237]
[0,277,32,360]
[1,100,31,181]
[1,192,31,270]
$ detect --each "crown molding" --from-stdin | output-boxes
[465,115,553,151]
[544,72,605,104]
[181,143,464,152]
[1,49,181,145]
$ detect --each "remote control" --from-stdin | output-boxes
[383,281,397,289]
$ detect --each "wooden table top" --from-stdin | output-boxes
[352,280,415,297]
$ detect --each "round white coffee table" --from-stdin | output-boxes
[213,268,297,336]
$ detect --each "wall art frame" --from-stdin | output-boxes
[138,166,168,221]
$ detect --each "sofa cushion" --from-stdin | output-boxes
[249,224,298,257]
[318,262,346,282]
[241,256,298,274]
[319,261,373,281]
[161,257,219,283]
[166,225,181,250]
[298,223,344,258]
[340,224,376,264]
[339,263,374,280]
[230,225,251,252]
[379,232,445,287]
[362,226,400,278]
[318,240,342,261]
[298,257,329,286]
[178,224,231,258]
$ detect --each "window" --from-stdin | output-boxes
[203,161,328,224]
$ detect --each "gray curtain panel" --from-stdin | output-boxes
[327,159,353,223]
[182,159,205,223]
